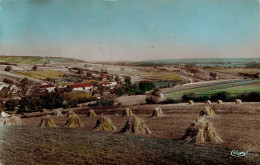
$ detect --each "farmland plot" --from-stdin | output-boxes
[166,79,260,98]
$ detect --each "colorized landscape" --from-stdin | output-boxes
[1,0,260,164]
[0,56,260,164]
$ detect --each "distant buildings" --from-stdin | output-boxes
[68,83,92,91]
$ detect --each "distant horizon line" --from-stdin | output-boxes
[0,55,260,63]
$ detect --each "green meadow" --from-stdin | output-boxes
[166,79,260,98]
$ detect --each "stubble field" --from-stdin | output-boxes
[0,103,259,164]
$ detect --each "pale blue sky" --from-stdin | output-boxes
[0,0,259,61]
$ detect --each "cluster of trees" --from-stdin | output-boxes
[113,77,154,96]
[5,90,96,113]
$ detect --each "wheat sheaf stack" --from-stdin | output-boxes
[151,107,165,117]
[86,109,97,117]
[66,113,83,127]
[40,115,57,128]
[122,108,133,117]
[121,115,151,134]
[93,116,116,131]
[182,106,222,144]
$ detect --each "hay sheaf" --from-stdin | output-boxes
[217,100,223,104]
[40,115,57,128]
[0,115,22,126]
[67,110,76,117]
[205,100,211,104]
[121,115,151,134]
[55,109,63,117]
[66,114,83,127]
[188,100,194,105]
[199,106,216,117]
[0,118,10,126]
[181,116,222,144]
[8,115,22,125]
[122,108,133,117]
[94,116,116,131]
[196,120,223,144]
[235,99,242,104]
[87,110,97,117]
[151,107,165,117]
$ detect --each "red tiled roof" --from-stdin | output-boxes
[101,82,111,85]
[68,83,92,88]
[40,85,55,88]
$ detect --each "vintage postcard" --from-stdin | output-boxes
[0,0,260,164]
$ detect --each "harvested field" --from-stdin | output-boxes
[1,103,260,164]
[64,92,92,100]
[14,70,64,80]
[137,71,182,81]
[215,68,260,75]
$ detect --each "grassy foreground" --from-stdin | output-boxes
[0,126,259,165]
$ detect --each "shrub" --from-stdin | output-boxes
[182,93,197,102]
[32,65,38,71]
[4,66,12,72]
[3,78,14,84]
[146,96,160,104]
[160,98,181,104]
[210,91,230,102]
[5,99,19,111]
[240,91,260,102]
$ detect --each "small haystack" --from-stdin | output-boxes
[199,106,215,117]
[8,115,22,125]
[86,109,97,117]
[121,115,151,134]
[217,100,223,104]
[122,108,133,117]
[235,99,242,104]
[55,109,63,117]
[0,118,9,126]
[188,100,195,105]
[93,116,116,131]
[196,119,223,144]
[40,115,57,128]
[66,114,83,127]
[151,107,165,117]
[67,110,76,117]
[205,100,211,104]
[1,111,11,118]
[181,116,222,144]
